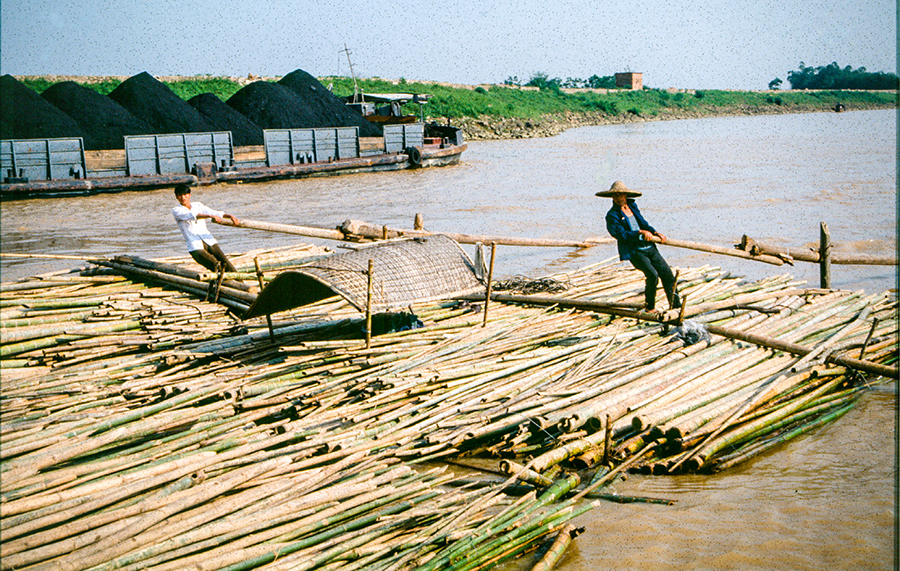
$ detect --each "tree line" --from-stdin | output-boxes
[504,72,618,90]
[770,62,898,90]
[505,64,897,92]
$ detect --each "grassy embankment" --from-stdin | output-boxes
[21,75,899,140]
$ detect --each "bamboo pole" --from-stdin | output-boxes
[339,219,611,248]
[712,400,856,472]
[253,257,275,342]
[528,523,578,571]
[366,259,374,349]
[482,242,496,327]
[737,234,898,266]
[647,235,785,266]
[215,218,345,240]
[704,322,897,379]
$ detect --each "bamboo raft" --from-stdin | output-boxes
[1,242,897,570]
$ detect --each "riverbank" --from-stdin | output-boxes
[453,99,896,139]
[14,74,897,143]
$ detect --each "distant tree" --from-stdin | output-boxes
[786,62,898,90]
[587,75,617,89]
[768,78,783,90]
[525,72,562,91]
[507,72,618,90]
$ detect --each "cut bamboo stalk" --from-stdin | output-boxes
[646,235,785,266]
[528,523,579,571]
[482,242,496,327]
[820,222,831,288]
[216,218,346,240]
[736,234,897,266]
[704,322,897,379]
[339,218,611,248]
[711,400,856,472]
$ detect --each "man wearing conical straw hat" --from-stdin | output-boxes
[597,181,681,312]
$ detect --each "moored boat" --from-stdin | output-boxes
[0,122,465,198]
[344,92,431,124]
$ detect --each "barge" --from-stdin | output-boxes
[0,122,465,198]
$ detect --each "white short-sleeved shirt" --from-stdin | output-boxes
[172,201,224,252]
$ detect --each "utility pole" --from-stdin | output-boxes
[342,44,362,104]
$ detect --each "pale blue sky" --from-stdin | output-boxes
[1,0,895,90]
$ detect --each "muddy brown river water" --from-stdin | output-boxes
[1,109,896,570]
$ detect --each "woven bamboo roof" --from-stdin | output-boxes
[244,235,484,318]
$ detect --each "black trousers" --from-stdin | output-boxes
[629,245,680,310]
[190,242,236,273]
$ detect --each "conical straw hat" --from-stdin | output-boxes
[595,180,642,198]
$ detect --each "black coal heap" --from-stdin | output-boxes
[188,93,263,147]
[0,75,85,141]
[278,69,382,137]
[109,72,215,134]
[41,81,154,150]
[3,69,390,151]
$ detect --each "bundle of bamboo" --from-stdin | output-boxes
[1,245,896,570]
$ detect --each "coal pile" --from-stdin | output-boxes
[109,72,215,134]
[0,75,85,142]
[279,69,382,137]
[227,81,327,130]
[3,69,390,151]
[41,81,154,150]
[188,93,263,147]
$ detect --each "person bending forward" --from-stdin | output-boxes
[598,180,680,312]
[171,184,240,273]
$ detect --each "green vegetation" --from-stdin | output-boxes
[165,77,245,100]
[783,62,899,90]
[506,72,618,90]
[326,77,896,121]
[21,78,124,95]
[19,73,898,126]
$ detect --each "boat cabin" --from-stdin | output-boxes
[345,93,431,124]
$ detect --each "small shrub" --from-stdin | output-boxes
[475,86,487,95]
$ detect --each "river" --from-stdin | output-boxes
[1,109,896,570]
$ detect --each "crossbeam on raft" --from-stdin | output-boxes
[737,234,897,266]
[217,217,611,249]
[647,236,785,266]
[216,218,345,240]
[338,219,611,248]
[459,290,897,379]
[704,322,898,379]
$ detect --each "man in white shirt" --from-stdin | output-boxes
[172,184,241,273]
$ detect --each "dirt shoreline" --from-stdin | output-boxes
[453,101,896,140]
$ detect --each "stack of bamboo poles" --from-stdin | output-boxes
[1,246,896,571]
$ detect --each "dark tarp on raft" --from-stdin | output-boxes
[243,235,484,319]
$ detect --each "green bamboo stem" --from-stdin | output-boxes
[711,400,857,472]
[687,378,850,468]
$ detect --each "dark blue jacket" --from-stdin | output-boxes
[605,199,657,261]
